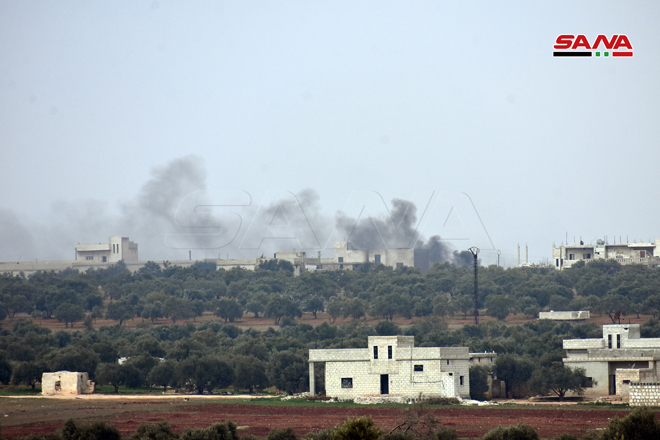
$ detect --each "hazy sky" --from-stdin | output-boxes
[1,1,659,266]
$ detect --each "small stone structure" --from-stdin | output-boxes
[539,311,589,321]
[629,382,660,406]
[42,371,95,395]
[309,336,470,399]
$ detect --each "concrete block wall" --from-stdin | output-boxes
[564,361,609,396]
[630,383,660,406]
[326,361,377,399]
[325,360,458,399]
[539,311,590,320]
[42,372,94,395]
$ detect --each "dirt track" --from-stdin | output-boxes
[0,397,643,439]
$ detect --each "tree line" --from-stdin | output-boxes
[2,258,660,399]
[2,257,660,329]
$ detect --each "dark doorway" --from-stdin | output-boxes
[609,374,616,395]
[380,374,389,395]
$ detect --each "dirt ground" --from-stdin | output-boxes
[0,396,643,439]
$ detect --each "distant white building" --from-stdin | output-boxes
[539,311,590,321]
[75,236,138,263]
[552,239,660,270]
[309,336,470,399]
[42,371,95,395]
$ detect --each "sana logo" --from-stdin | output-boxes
[553,35,633,58]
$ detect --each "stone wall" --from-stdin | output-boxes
[42,372,94,395]
[325,360,458,399]
[539,311,589,320]
[630,382,660,406]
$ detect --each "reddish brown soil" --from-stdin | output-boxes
[0,401,645,439]
[4,311,654,333]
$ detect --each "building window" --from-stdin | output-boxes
[102,256,107,262]
[556,259,559,267]
[86,256,93,261]
[338,257,343,263]
[388,346,392,359]
[569,254,574,260]
[641,250,646,258]
[608,334,612,349]
[374,346,378,359]
[341,378,353,388]
[375,254,381,264]
[396,262,403,268]
[447,359,450,365]
[583,253,591,259]
[617,334,621,349]
[460,376,464,386]
[339,265,343,270]
[414,365,423,372]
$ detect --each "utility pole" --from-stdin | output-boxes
[468,247,479,325]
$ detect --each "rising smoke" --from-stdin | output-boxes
[335,198,471,266]
[0,156,469,265]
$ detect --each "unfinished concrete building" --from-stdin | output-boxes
[563,324,660,399]
[552,239,660,270]
[308,335,470,399]
[539,311,590,321]
[42,371,95,395]
[75,236,138,263]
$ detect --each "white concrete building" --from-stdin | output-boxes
[539,311,590,321]
[563,324,660,398]
[308,336,470,399]
[75,236,138,263]
[42,371,95,395]
[552,239,660,270]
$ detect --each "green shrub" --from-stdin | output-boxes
[550,435,578,440]
[182,421,239,440]
[578,431,602,440]
[434,427,457,440]
[482,423,539,440]
[302,429,333,440]
[332,417,381,440]
[267,428,297,440]
[129,422,179,440]
[57,419,121,440]
[469,365,490,400]
[601,407,660,440]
